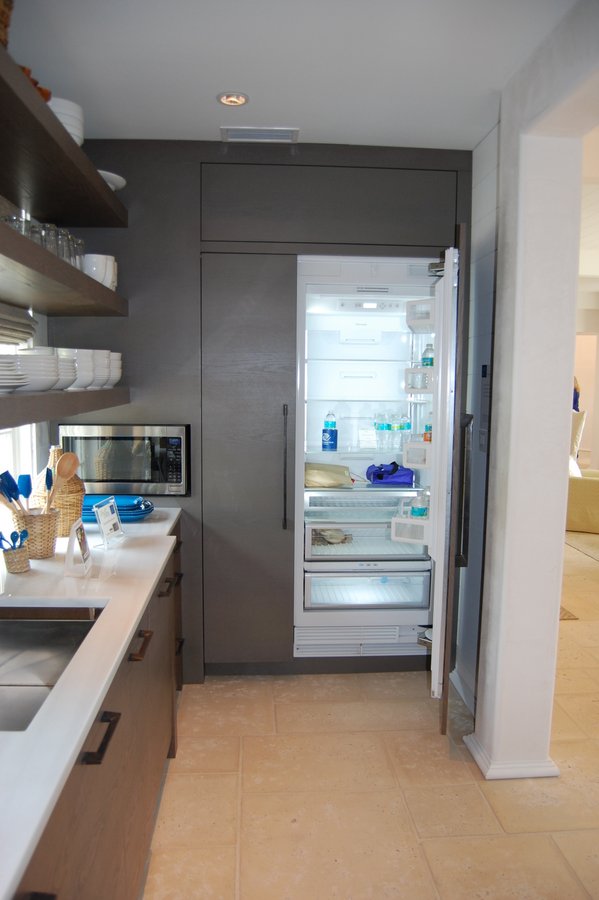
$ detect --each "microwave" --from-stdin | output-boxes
[59,424,191,496]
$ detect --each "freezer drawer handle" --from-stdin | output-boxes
[282,403,288,530]
[456,413,474,567]
[81,711,121,765]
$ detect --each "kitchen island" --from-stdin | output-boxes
[0,507,181,900]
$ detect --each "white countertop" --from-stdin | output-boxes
[0,507,181,900]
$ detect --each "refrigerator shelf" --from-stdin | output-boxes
[305,522,427,560]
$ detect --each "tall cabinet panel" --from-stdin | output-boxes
[201,253,297,664]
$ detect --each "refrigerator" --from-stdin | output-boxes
[294,251,461,699]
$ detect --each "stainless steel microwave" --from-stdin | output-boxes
[59,424,191,496]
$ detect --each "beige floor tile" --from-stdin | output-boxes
[242,732,397,793]
[240,791,436,899]
[552,830,599,898]
[178,681,275,737]
[403,783,502,838]
[143,844,236,899]
[422,833,590,899]
[480,771,599,832]
[384,731,478,787]
[150,773,238,849]
[550,738,599,780]
[355,670,432,700]
[554,666,599,694]
[551,700,591,740]
[556,693,599,738]
[270,673,364,703]
[572,620,599,647]
[168,735,240,774]
[556,643,599,668]
[275,697,438,733]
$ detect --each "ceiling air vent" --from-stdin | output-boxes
[220,126,300,143]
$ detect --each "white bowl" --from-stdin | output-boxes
[48,97,83,117]
[14,374,60,392]
[104,372,122,388]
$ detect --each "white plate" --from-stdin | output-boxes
[98,170,127,192]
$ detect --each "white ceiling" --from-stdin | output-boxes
[7,0,579,150]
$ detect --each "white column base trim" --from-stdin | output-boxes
[463,733,560,780]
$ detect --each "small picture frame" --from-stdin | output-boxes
[65,518,93,577]
[92,495,125,548]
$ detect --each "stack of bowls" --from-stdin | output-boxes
[0,354,29,392]
[15,348,59,391]
[58,348,95,391]
[105,352,122,387]
[18,347,77,391]
[88,349,111,390]
[48,97,84,146]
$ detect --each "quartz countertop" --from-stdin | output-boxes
[0,507,181,900]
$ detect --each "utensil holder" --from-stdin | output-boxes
[3,545,30,574]
[31,446,85,536]
[12,509,59,559]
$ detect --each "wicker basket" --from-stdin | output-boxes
[12,509,59,559]
[31,447,86,537]
[3,546,30,574]
[0,0,12,47]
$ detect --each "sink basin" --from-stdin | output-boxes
[0,619,96,731]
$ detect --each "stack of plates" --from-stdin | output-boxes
[81,495,154,523]
[48,97,84,146]
[58,348,95,391]
[88,349,111,390]
[0,354,29,393]
[14,350,59,391]
[105,351,122,388]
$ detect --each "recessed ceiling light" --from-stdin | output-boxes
[217,92,249,107]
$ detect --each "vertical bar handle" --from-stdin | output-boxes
[282,403,288,530]
[456,413,474,567]
[81,711,121,765]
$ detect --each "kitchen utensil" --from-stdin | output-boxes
[17,474,32,510]
[10,530,19,549]
[0,532,13,550]
[42,467,53,514]
[18,529,28,547]
[46,452,79,511]
[0,471,26,512]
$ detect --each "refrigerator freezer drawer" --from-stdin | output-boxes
[304,571,430,611]
[305,522,427,561]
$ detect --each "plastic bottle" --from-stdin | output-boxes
[373,410,386,451]
[410,490,429,518]
[423,413,433,443]
[389,413,402,452]
[422,343,434,367]
[322,411,338,452]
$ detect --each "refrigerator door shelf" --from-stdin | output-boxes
[406,299,435,333]
[391,515,432,546]
[404,366,434,393]
[305,522,428,561]
[403,441,432,468]
[304,571,431,611]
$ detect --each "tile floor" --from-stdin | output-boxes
[142,534,599,899]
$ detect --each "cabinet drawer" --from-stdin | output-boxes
[305,523,427,561]
[304,571,430,611]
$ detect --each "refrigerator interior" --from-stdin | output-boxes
[294,255,446,659]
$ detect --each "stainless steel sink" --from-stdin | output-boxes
[0,619,96,731]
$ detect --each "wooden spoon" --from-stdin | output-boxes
[45,452,79,512]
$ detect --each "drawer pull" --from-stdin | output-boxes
[128,629,154,662]
[175,538,183,551]
[81,711,121,765]
[175,637,185,656]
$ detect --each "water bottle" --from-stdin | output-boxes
[422,343,434,367]
[322,411,338,451]
[373,410,386,451]
[400,415,411,444]
[410,490,429,518]
[390,413,402,452]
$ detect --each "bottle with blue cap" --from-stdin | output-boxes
[322,410,338,452]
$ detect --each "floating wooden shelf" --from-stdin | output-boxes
[0,223,128,316]
[0,386,130,428]
[0,45,127,227]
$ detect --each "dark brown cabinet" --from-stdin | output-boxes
[15,562,177,900]
[201,253,296,666]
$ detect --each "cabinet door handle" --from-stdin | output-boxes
[175,538,183,551]
[128,628,154,661]
[159,579,174,597]
[282,402,288,530]
[175,637,185,656]
[81,711,121,765]
[456,413,474,567]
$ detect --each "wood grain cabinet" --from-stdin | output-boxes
[201,253,297,666]
[14,560,177,900]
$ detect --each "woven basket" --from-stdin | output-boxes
[31,447,86,537]
[12,509,59,559]
[3,545,30,574]
[0,0,12,47]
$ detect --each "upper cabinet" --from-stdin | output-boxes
[0,45,127,227]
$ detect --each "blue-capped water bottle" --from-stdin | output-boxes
[322,410,338,451]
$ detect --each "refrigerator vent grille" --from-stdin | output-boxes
[356,286,389,293]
